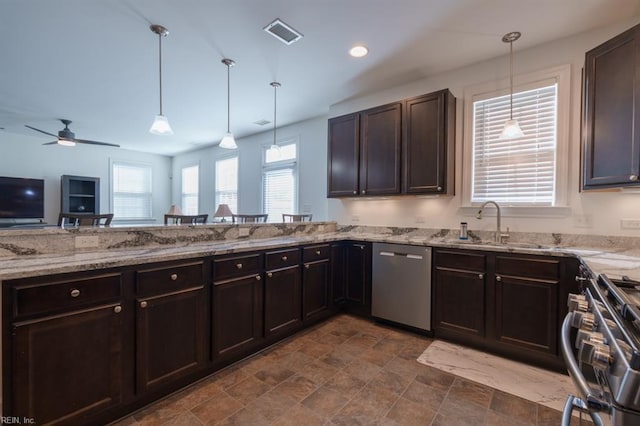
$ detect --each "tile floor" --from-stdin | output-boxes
[113,314,585,425]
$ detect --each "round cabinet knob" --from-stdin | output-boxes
[305,264,310,269]
[255,275,261,281]
[114,306,122,313]
[630,174,638,181]
[315,250,321,255]
[495,275,502,282]
[70,289,80,298]
[437,186,443,191]
[361,190,366,194]
[282,255,288,261]
[267,272,273,278]
[236,263,243,269]
[353,190,357,195]
[140,301,148,308]
[170,273,178,281]
[478,274,484,280]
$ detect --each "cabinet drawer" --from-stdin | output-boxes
[434,249,486,272]
[137,262,204,296]
[266,248,300,270]
[303,244,330,263]
[495,255,559,281]
[14,273,122,318]
[214,253,263,281]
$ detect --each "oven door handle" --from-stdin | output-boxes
[560,312,609,422]
[561,395,605,426]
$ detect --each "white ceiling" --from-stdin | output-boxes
[1,0,639,156]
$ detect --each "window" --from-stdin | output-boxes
[111,161,152,219]
[215,156,238,214]
[465,65,570,208]
[263,142,297,222]
[181,165,199,215]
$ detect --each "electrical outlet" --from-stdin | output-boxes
[415,216,425,224]
[238,227,250,237]
[317,225,325,232]
[75,236,99,249]
[621,219,640,229]
[573,215,593,228]
[351,215,360,222]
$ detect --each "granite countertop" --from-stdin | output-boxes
[0,230,639,282]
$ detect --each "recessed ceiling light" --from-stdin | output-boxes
[349,45,369,58]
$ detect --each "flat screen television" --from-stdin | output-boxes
[0,176,45,219]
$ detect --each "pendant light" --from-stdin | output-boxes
[149,24,173,135]
[268,81,281,156]
[219,58,237,149]
[500,31,524,140]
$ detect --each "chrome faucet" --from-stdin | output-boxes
[477,200,509,243]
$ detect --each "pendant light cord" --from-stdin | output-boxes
[227,63,231,133]
[158,33,163,116]
[273,84,277,146]
[509,39,513,120]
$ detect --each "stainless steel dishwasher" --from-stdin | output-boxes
[372,242,431,332]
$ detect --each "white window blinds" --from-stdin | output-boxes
[472,83,557,205]
[263,166,296,222]
[215,156,238,214]
[181,165,199,215]
[112,162,153,219]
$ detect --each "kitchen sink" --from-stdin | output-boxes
[441,239,547,250]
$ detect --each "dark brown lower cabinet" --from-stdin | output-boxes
[135,286,207,394]
[12,303,123,424]
[302,258,330,322]
[264,266,302,338]
[330,241,372,317]
[212,274,263,361]
[433,248,578,370]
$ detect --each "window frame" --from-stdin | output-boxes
[109,159,154,221]
[214,154,239,215]
[261,138,299,222]
[180,163,199,215]
[462,64,571,213]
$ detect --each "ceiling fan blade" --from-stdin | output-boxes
[25,124,57,138]
[74,138,120,148]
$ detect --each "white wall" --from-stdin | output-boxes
[0,133,172,225]
[327,17,640,237]
[171,116,328,221]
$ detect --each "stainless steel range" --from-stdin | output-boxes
[562,271,640,425]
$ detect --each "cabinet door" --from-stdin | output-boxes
[403,90,455,194]
[345,242,372,317]
[327,113,360,197]
[434,268,486,338]
[330,243,346,310]
[12,303,123,424]
[583,24,640,189]
[136,286,207,394]
[264,266,302,338]
[494,275,558,356]
[302,259,330,322]
[212,274,263,361]
[359,103,402,196]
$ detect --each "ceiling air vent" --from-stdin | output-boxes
[254,119,271,126]
[264,18,303,45]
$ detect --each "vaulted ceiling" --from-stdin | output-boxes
[1,0,638,155]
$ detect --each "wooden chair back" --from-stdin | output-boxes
[164,214,208,225]
[282,214,313,222]
[58,213,113,227]
[231,214,268,223]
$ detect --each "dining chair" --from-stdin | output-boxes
[58,213,114,227]
[282,214,313,222]
[231,214,268,223]
[164,214,209,225]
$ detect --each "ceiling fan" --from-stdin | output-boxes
[25,119,120,147]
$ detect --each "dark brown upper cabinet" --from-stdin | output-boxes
[327,89,455,198]
[403,89,455,194]
[327,103,402,197]
[583,23,640,189]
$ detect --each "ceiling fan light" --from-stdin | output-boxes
[57,138,76,147]
[219,132,237,149]
[500,119,524,139]
[149,114,173,135]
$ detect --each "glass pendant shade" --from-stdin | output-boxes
[149,114,173,135]
[219,132,237,149]
[500,119,524,139]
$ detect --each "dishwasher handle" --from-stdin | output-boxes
[377,251,423,260]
